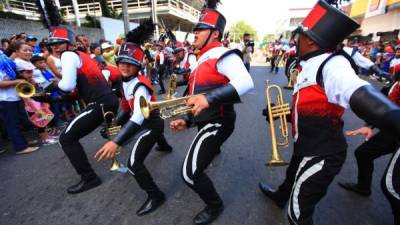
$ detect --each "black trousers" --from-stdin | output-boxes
[382,147,400,225]
[181,117,235,207]
[59,94,119,180]
[127,117,165,196]
[276,152,346,225]
[354,131,399,190]
[158,67,166,93]
[270,56,279,73]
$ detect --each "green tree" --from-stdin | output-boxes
[263,34,275,42]
[228,20,257,43]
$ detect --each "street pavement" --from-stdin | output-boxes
[0,60,393,225]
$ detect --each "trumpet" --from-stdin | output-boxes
[100,104,127,173]
[265,80,290,166]
[140,95,192,119]
[164,73,178,100]
[15,82,36,98]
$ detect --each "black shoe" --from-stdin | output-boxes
[338,182,371,197]
[193,204,224,225]
[259,182,286,209]
[155,145,173,153]
[136,192,166,216]
[67,176,102,194]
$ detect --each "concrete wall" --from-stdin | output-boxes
[0,18,104,43]
[360,8,400,40]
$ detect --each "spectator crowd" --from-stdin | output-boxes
[0,31,195,155]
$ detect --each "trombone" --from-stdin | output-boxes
[265,80,290,166]
[100,104,128,173]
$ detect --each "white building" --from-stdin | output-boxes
[2,0,203,32]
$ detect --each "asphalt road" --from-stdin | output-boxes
[0,63,393,225]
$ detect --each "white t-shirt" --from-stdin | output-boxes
[48,55,63,73]
[390,58,400,68]
[0,70,20,102]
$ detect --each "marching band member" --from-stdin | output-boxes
[170,1,254,224]
[44,27,119,194]
[270,40,282,73]
[95,21,170,216]
[259,1,400,224]
[173,42,196,96]
[154,39,167,94]
[338,73,400,197]
[339,73,400,224]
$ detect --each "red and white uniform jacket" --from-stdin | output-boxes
[58,50,112,103]
[188,42,254,123]
[120,75,157,125]
[292,53,369,156]
[176,52,196,81]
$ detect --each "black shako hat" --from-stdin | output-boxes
[294,0,360,50]
[193,0,226,34]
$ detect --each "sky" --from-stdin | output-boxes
[218,0,318,37]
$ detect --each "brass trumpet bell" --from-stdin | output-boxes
[140,95,192,119]
[16,82,35,98]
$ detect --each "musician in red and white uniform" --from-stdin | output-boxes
[259,1,400,224]
[270,40,282,73]
[284,41,297,84]
[154,39,167,94]
[95,21,170,216]
[173,42,197,95]
[44,27,119,194]
[170,1,254,224]
[338,72,400,224]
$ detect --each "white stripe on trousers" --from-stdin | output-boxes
[65,109,94,134]
[288,157,325,223]
[182,123,221,185]
[288,157,313,223]
[128,130,152,175]
[385,147,400,200]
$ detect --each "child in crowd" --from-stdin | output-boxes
[31,55,63,128]
[16,61,57,145]
[0,53,39,154]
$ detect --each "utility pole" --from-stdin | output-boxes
[71,0,81,27]
[121,0,129,33]
[151,0,159,40]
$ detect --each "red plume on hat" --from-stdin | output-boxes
[116,20,154,67]
[194,0,226,34]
